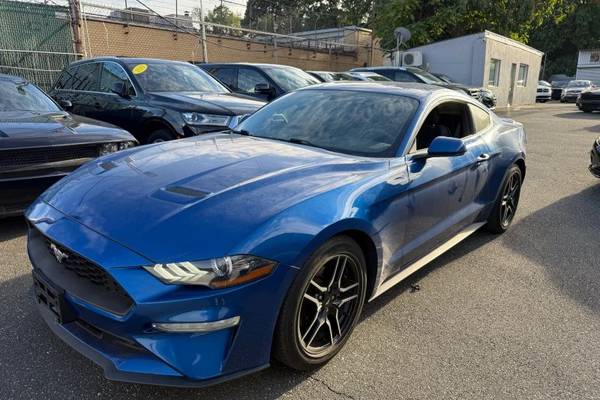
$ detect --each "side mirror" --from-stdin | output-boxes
[111,82,129,98]
[58,99,72,110]
[427,136,466,157]
[254,83,275,98]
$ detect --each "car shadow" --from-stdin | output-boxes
[0,216,27,243]
[553,111,599,120]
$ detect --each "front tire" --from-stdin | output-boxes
[273,236,367,371]
[147,128,176,144]
[485,165,522,234]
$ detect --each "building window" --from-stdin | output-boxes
[517,64,529,86]
[488,59,501,86]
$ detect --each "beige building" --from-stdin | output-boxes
[80,18,382,72]
[390,31,543,107]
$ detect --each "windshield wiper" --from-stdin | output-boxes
[289,138,317,147]
[231,128,252,136]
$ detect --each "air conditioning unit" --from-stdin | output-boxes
[402,51,423,67]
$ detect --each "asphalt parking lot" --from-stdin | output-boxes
[1,102,599,399]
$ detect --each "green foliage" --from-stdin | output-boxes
[194,4,242,36]
[371,0,600,78]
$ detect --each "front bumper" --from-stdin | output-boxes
[0,174,65,217]
[578,98,600,111]
[26,201,298,386]
[562,94,580,103]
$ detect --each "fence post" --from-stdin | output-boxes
[68,0,84,57]
[199,0,208,62]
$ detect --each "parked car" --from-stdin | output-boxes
[432,72,497,109]
[307,71,358,82]
[49,57,265,144]
[576,88,600,112]
[0,73,136,218]
[550,80,568,100]
[346,71,392,81]
[536,80,552,102]
[590,137,600,178]
[560,80,594,103]
[27,81,526,387]
[199,63,321,101]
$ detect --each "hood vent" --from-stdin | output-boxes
[165,186,210,199]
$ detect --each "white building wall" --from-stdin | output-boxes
[402,31,543,107]
[483,33,543,107]
[576,50,600,81]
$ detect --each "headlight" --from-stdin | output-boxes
[144,255,277,288]
[99,143,119,155]
[182,112,231,126]
[119,141,136,150]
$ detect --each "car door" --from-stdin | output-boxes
[399,100,488,268]
[65,62,101,117]
[85,61,138,132]
[209,66,237,92]
[237,67,275,101]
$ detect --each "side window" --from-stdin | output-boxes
[99,62,134,95]
[70,63,100,92]
[394,71,418,82]
[54,66,79,90]
[237,68,269,93]
[212,67,236,88]
[375,69,394,80]
[468,104,491,133]
[412,102,472,151]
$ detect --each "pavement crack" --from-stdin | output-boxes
[309,376,356,400]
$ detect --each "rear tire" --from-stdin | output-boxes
[273,236,367,371]
[485,165,522,234]
[147,128,176,144]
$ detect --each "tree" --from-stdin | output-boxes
[194,4,242,36]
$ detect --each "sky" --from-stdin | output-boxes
[95,0,248,16]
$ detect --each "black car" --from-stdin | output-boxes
[49,57,265,144]
[199,63,321,101]
[0,74,137,217]
[551,81,568,100]
[307,71,358,82]
[577,88,600,112]
[590,137,600,178]
[432,72,497,109]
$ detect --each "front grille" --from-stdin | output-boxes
[0,144,99,170]
[45,239,126,295]
[30,228,135,316]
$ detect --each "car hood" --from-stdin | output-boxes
[565,87,586,93]
[147,92,265,115]
[42,134,385,262]
[0,111,134,149]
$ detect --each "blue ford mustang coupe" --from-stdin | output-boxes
[26,82,526,387]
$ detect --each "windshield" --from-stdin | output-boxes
[539,80,551,86]
[127,62,229,93]
[567,80,590,88]
[0,80,60,112]
[262,66,321,92]
[236,89,419,157]
[406,67,445,84]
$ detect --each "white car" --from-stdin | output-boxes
[536,80,551,102]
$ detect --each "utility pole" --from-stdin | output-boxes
[68,0,84,57]
[199,0,208,62]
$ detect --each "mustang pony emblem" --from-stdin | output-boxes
[50,243,69,264]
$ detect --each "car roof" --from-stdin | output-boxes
[351,66,409,71]
[70,56,193,66]
[298,81,457,100]
[201,62,300,69]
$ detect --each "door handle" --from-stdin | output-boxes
[94,102,101,109]
[476,153,491,163]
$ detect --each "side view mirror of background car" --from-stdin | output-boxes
[254,83,275,98]
[111,82,130,98]
[58,99,72,111]
[427,136,467,157]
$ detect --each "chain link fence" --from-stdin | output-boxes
[0,0,81,90]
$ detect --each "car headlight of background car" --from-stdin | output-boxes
[144,255,277,288]
[182,112,231,127]
[99,141,137,156]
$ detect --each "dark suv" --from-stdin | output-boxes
[50,57,265,143]
[199,63,321,101]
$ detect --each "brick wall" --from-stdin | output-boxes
[83,19,383,71]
